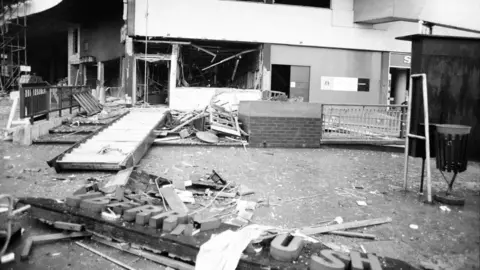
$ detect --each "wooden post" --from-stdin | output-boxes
[169,44,179,106]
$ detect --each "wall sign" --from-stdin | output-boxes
[390,53,411,68]
[321,76,370,92]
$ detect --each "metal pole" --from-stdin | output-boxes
[403,76,414,190]
[143,0,148,105]
[421,74,432,203]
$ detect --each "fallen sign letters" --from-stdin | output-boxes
[19,197,417,270]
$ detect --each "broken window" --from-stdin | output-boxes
[72,28,79,54]
[228,0,331,8]
[179,41,262,89]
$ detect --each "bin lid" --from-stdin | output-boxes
[436,124,471,135]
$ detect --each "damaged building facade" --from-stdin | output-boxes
[6,0,479,109]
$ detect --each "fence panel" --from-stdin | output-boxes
[321,104,407,144]
[20,85,86,121]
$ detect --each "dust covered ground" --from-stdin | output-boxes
[1,142,479,270]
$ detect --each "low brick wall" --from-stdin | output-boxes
[239,101,322,148]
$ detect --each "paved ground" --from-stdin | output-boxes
[1,142,479,270]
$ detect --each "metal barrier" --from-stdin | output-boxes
[321,104,407,144]
[19,85,87,121]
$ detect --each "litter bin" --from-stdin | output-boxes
[435,124,471,174]
[434,124,471,205]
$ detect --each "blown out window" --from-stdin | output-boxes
[231,0,331,8]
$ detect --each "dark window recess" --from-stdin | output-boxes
[73,28,79,54]
[274,0,330,8]
[357,78,370,92]
[234,0,330,8]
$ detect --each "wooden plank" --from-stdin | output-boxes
[53,221,84,232]
[159,186,188,214]
[328,231,376,240]
[47,112,129,172]
[300,217,392,235]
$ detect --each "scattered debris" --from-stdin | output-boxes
[92,236,194,270]
[420,261,441,270]
[237,185,255,196]
[196,132,219,144]
[439,205,451,212]
[75,241,136,270]
[73,91,103,116]
[300,217,392,235]
[356,201,368,206]
[160,186,189,214]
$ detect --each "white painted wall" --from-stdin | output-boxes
[134,0,421,53]
[355,0,480,33]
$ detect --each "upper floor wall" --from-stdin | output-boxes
[354,0,480,33]
[132,0,479,53]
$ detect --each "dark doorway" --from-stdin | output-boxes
[271,64,291,96]
[271,64,310,101]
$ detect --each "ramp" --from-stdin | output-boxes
[48,108,168,172]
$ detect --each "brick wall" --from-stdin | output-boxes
[243,116,322,148]
[239,100,323,148]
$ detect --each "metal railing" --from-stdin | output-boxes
[19,85,87,121]
[321,104,407,144]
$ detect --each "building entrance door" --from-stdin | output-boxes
[271,64,310,101]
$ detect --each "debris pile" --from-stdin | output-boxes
[155,95,249,146]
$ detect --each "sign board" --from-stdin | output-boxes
[390,53,411,68]
[321,76,370,92]
[20,65,31,72]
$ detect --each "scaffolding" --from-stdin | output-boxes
[0,0,28,93]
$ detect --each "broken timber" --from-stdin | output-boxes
[19,197,416,270]
[47,109,168,172]
[73,91,103,115]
